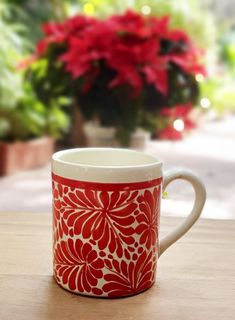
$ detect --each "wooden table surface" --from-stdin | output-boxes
[0,212,235,320]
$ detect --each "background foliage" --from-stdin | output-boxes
[1,0,234,142]
[0,1,69,141]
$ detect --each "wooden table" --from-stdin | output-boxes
[0,212,235,320]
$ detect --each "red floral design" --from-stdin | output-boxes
[135,188,160,249]
[59,188,138,257]
[52,182,69,241]
[54,238,104,294]
[102,249,157,297]
[52,174,162,297]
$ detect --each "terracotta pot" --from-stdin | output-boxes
[84,122,150,150]
[0,137,55,176]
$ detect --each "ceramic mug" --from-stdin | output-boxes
[52,148,206,298]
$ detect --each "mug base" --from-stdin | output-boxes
[54,275,155,299]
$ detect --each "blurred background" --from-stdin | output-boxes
[0,0,234,219]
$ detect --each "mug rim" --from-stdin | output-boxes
[52,148,163,169]
[52,148,163,183]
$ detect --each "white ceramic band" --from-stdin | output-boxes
[159,169,207,256]
[52,148,163,183]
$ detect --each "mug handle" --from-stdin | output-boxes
[159,169,206,257]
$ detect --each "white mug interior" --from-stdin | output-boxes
[52,148,163,183]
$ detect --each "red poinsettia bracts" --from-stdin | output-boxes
[150,15,206,77]
[108,10,151,38]
[159,126,183,140]
[37,15,96,55]
[161,103,193,118]
[159,103,196,140]
[107,37,169,96]
[59,21,117,93]
[34,10,205,98]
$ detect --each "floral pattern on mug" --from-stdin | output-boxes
[54,238,104,294]
[135,188,161,249]
[102,249,157,297]
[52,173,162,297]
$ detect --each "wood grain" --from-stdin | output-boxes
[0,213,235,320]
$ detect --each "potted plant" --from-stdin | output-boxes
[0,80,69,176]
[26,10,205,146]
[0,5,69,176]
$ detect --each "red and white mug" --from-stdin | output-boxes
[52,148,206,298]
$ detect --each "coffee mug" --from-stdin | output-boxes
[52,148,206,298]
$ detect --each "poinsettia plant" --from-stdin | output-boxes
[26,10,205,145]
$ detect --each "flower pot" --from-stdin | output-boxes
[0,137,55,176]
[84,122,150,150]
